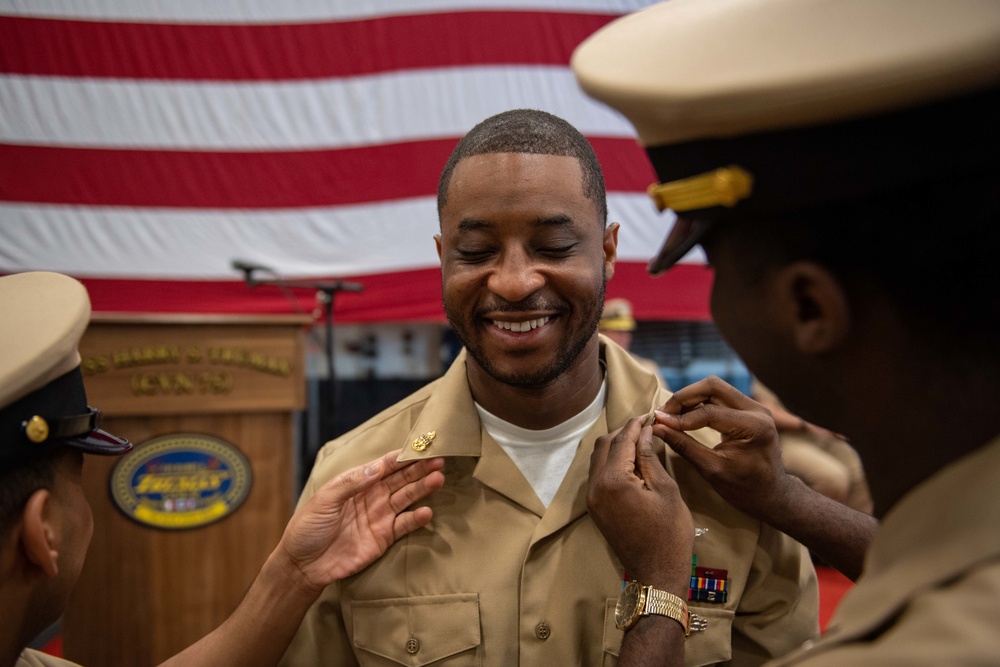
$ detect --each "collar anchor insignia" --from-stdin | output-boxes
[411,430,436,452]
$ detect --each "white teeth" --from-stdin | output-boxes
[492,316,550,332]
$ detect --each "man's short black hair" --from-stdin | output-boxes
[0,447,71,536]
[437,109,608,226]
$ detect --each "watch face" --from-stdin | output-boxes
[615,581,643,630]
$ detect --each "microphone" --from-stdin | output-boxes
[232,260,363,296]
[231,259,272,274]
[231,259,272,285]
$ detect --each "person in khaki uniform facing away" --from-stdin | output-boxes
[280,109,818,667]
[0,272,445,667]
[572,0,1000,664]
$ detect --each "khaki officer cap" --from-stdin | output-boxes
[572,0,1000,274]
[0,272,131,465]
[600,298,637,332]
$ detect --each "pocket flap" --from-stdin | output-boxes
[352,594,481,666]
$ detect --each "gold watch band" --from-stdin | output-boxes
[642,586,692,637]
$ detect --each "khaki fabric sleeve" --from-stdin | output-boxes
[277,445,361,667]
[729,522,820,665]
[16,649,84,667]
[777,559,1000,666]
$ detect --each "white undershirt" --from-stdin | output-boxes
[475,378,607,508]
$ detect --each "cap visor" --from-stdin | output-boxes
[647,216,706,275]
[67,428,132,456]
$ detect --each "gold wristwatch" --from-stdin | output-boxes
[615,580,707,636]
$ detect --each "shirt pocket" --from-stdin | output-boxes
[602,598,736,667]
[683,606,734,667]
[351,594,482,667]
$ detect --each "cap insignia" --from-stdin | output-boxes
[24,415,50,443]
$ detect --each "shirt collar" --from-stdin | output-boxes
[397,336,663,462]
[397,348,483,461]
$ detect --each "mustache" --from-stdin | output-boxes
[476,295,564,316]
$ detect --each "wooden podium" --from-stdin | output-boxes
[65,314,308,666]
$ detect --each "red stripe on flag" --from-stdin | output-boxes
[0,138,654,207]
[0,12,618,80]
[78,269,448,323]
[607,262,713,322]
[70,262,711,322]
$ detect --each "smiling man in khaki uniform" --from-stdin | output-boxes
[572,0,1000,664]
[280,109,818,667]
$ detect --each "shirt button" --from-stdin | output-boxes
[406,636,420,654]
[535,622,551,640]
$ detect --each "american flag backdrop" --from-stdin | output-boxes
[0,0,712,324]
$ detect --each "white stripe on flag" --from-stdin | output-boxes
[0,0,655,23]
[0,195,694,278]
[0,68,636,149]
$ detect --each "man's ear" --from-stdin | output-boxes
[434,233,443,262]
[773,261,851,355]
[21,489,60,578]
[603,222,620,281]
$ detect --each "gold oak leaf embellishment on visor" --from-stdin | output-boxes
[647,165,753,212]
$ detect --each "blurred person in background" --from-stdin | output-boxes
[599,298,667,389]
[751,379,872,515]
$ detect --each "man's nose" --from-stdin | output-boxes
[487,250,545,303]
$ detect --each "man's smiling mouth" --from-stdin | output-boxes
[491,316,551,333]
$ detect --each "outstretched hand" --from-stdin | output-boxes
[588,416,693,591]
[277,450,445,592]
[155,451,445,667]
[653,376,795,521]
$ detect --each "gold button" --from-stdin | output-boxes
[411,430,436,452]
[405,636,420,654]
[535,622,551,640]
[25,416,50,443]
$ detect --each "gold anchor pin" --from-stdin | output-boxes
[411,430,436,452]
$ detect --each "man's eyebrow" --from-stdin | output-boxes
[457,218,493,232]
[534,214,573,228]
[455,214,575,232]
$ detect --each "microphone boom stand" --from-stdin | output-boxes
[240,273,363,472]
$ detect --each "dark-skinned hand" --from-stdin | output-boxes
[653,376,797,522]
[276,449,445,593]
[588,416,694,593]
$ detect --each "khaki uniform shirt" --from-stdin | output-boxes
[281,339,818,667]
[770,436,1000,665]
[16,649,82,667]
